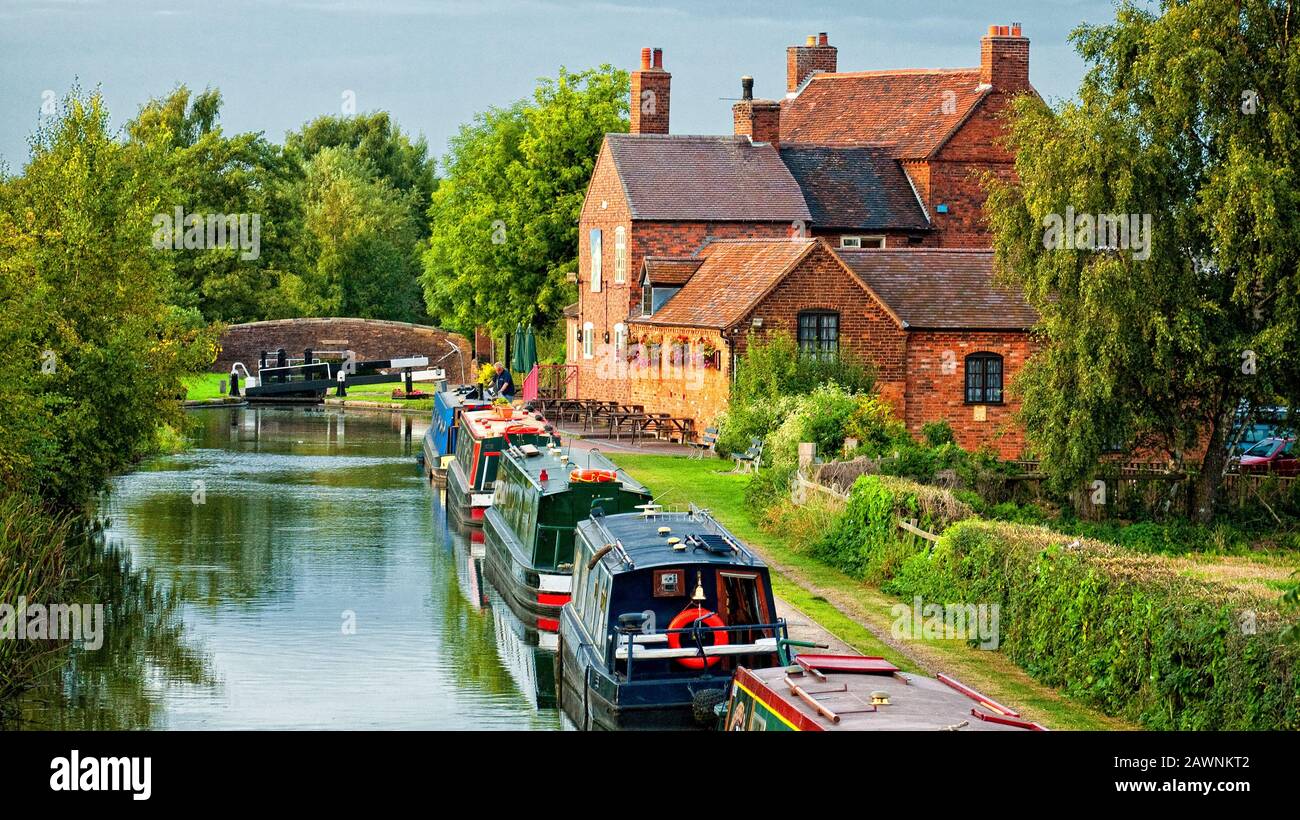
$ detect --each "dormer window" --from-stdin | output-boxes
[840,235,885,249]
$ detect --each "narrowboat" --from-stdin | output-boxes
[421,385,491,485]
[483,443,651,633]
[558,506,788,730]
[723,655,1045,731]
[446,405,550,525]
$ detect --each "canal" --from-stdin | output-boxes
[12,406,565,730]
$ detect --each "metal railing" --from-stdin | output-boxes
[607,618,789,681]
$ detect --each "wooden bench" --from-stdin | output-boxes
[688,426,719,459]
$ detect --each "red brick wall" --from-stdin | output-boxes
[625,325,732,430]
[904,330,1036,457]
[731,242,909,416]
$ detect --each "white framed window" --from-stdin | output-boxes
[589,228,602,292]
[840,235,885,249]
[614,226,627,284]
[583,322,594,359]
[614,322,627,358]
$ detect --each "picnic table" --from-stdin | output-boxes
[607,407,649,443]
[643,413,695,443]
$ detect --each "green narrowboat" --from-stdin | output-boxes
[483,443,651,632]
[558,506,788,730]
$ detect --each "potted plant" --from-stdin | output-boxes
[669,334,690,365]
[492,395,513,419]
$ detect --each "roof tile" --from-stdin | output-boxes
[780,146,930,231]
[606,134,811,222]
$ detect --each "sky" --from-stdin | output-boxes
[0,0,1137,172]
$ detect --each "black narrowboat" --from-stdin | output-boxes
[446,405,549,525]
[484,443,651,633]
[558,506,788,730]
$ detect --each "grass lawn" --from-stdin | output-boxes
[182,372,230,401]
[606,452,1135,731]
[331,380,435,411]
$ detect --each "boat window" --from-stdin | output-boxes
[717,571,769,647]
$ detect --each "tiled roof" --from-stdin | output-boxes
[780,70,991,159]
[780,146,930,231]
[633,239,817,328]
[562,302,579,318]
[642,257,702,286]
[605,134,811,222]
[836,249,1038,330]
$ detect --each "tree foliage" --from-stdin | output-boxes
[422,66,628,335]
[0,88,216,505]
[987,0,1300,520]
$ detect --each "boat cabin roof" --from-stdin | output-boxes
[435,385,490,411]
[737,658,1043,732]
[460,407,551,439]
[578,510,767,573]
[502,446,647,498]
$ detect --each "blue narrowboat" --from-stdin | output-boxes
[421,385,491,485]
[558,506,788,730]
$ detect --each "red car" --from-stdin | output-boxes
[1237,437,1298,476]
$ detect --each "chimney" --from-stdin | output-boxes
[732,76,781,146]
[786,31,837,94]
[630,46,671,134]
[980,23,1030,91]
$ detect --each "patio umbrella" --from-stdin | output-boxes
[510,323,524,373]
[521,325,538,373]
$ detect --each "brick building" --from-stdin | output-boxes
[566,24,1040,456]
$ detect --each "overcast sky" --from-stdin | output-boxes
[1,0,1136,172]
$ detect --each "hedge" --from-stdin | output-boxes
[805,474,1300,730]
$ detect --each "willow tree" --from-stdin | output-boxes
[988,0,1300,521]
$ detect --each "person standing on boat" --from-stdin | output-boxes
[492,362,515,399]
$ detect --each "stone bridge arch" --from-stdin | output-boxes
[215,318,474,383]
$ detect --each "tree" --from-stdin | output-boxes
[987,0,1300,522]
[423,66,628,335]
[288,147,425,321]
[126,87,304,322]
[0,88,214,505]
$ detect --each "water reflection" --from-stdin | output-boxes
[10,406,560,730]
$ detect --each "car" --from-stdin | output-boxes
[1236,437,1298,476]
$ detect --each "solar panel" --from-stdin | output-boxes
[688,533,734,556]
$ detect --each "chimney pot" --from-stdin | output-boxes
[1011,23,1022,36]
[805,34,816,46]
[640,47,651,70]
[741,76,754,101]
[988,24,998,35]
[818,32,828,46]
[652,47,663,69]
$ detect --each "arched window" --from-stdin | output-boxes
[964,352,1004,404]
[583,322,594,359]
[797,311,839,359]
[614,226,627,284]
[614,323,627,358]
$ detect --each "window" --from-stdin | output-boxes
[583,322,594,359]
[614,226,627,283]
[840,235,885,249]
[613,323,627,359]
[641,281,652,316]
[964,353,1004,404]
[589,228,602,292]
[797,311,839,359]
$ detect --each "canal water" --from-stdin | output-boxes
[11,406,565,730]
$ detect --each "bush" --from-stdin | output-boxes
[886,520,1300,730]
[808,475,972,583]
[921,420,956,448]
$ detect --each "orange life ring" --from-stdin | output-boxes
[666,608,729,669]
[569,468,618,483]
